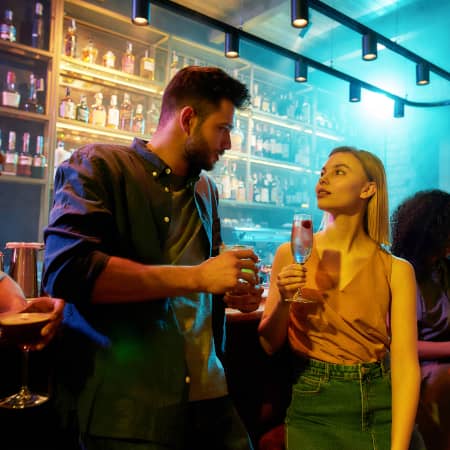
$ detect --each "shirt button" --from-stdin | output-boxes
[185,376,191,384]
[164,186,170,192]
[163,216,170,223]
[165,168,171,174]
[152,171,157,177]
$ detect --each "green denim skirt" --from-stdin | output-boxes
[285,357,424,450]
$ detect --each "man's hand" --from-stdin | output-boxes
[223,284,264,313]
[197,248,259,294]
[20,297,65,350]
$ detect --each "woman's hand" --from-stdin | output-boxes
[276,263,306,301]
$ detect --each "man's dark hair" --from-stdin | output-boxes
[158,66,250,126]
[391,189,450,281]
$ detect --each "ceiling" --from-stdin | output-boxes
[163,0,450,104]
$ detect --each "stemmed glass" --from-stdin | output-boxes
[0,308,52,408]
[289,213,314,303]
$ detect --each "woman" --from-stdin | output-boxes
[391,189,450,450]
[259,147,422,450]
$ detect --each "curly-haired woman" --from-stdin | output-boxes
[391,189,450,450]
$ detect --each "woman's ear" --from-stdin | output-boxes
[360,181,377,199]
[179,106,196,136]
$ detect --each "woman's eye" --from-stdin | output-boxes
[336,169,345,175]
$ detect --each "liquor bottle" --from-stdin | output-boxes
[252,83,261,110]
[35,77,45,113]
[119,93,132,131]
[140,47,155,80]
[17,132,32,177]
[230,119,244,152]
[1,71,21,108]
[132,104,145,134]
[146,100,159,135]
[81,38,98,64]
[169,50,179,80]
[59,87,76,120]
[76,95,89,123]
[90,92,106,127]
[31,2,44,49]
[121,42,135,75]
[23,73,44,114]
[31,135,46,179]
[64,19,77,58]
[2,131,18,175]
[0,10,16,42]
[102,50,116,69]
[107,94,120,129]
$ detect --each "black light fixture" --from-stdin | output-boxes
[416,62,430,85]
[295,57,308,82]
[349,82,361,102]
[224,31,239,58]
[362,33,377,61]
[394,99,405,118]
[291,0,309,29]
[131,0,150,26]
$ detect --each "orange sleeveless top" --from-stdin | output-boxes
[288,245,392,364]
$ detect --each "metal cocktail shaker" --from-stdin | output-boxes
[5,242,45,298]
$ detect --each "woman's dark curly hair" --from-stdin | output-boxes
[391,189,450,282]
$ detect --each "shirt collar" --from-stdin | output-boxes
[132,138,200,189]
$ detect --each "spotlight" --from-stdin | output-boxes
[131,0,150,26]
[394,100,404,118]
[224,32,239,58]
[362,33,377,61]
[295,57,308,82]
[416,62,430,85]
[349,82,361,102]
[291,0,309,29]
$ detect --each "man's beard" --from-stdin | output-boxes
[183,132,216,173]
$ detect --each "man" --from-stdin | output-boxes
[43,66,263,450]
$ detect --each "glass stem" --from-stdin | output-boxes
[20,347,31,396]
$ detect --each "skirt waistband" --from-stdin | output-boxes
[292,355,390,380]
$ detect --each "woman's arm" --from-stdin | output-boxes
[258,243,305,355]
[418,340,450,360]
[390,257,421,450]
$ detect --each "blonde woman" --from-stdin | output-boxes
[259,147,424,449]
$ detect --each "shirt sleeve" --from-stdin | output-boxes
[42,147,113,305]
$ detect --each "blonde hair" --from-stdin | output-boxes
[329,146,390,247]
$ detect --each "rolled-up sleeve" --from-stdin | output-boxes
[43,146,115,305]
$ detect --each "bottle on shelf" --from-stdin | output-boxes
[31,2,44,49]
[107,94,120,129]
[76,95,89,123]
[146,99,160,135]
[169,50,179,80]
[102,50,116,69]
[230,119,244,152]
[90,92,106,127]
[17,132,32,177]
[119,93,132,131]
[121,42,135,75]
[31,135,46,179]
[81,38,98,64]
[252,83,261,110]
[54,140,70,178]
[0,9,16,42]
[1,71,21,108]
[64,19,77,58]
[132,103,145,134]
[59,87,76,120]
[23,73,44,114]
[2,131,18,175]
[140,47,156,80]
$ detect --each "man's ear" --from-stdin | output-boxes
[179,106,196,136]
[360,181,376,199]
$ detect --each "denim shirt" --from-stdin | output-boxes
[42,138,224,443]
